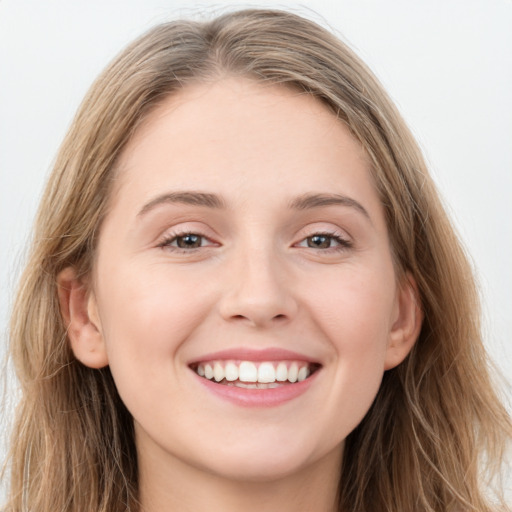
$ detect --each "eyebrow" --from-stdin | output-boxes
[137,190,371,222]
[138,191,226,217]
[289,193,371,221]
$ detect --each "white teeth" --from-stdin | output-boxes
[194,359,316,385]
[225,362,239,381]
[297,366,309,382]
[213,362,224,382]
[257,362,276,383]
[276,362,288,382]
[227,381,281,389]
[239,361,258,382]
[288,363,299,383]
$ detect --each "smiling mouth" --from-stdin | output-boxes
[190,360,321,389]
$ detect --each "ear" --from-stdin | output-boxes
[384,272,423,370]
[57,267,109,369]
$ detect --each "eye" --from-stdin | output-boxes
[306,234,337,249]
[296,232,352,250]
[159,232,215,250]
[174,233,203,249]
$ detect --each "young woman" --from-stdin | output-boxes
[3,8,511,512]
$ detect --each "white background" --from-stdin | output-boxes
[1,0,511,476]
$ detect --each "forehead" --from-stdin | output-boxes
[111,77,379,217]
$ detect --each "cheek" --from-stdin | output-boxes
[94,264,221,427]
[309,262,396,351]
[304,263,396,423]
[95,263,217,369]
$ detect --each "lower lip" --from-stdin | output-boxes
[193,370,320,407]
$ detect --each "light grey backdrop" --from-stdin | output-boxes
[1,0,511,472]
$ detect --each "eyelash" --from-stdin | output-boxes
[157,231,216,252]
[157,230,352,254]
[296,231,353,252]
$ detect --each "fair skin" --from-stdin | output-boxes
[58,78,422,512]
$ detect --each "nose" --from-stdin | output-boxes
[218,246,298,328]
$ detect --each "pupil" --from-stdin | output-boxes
[177,234,201,248]
[309,235,330,248]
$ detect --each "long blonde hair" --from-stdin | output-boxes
[3,9,511,512]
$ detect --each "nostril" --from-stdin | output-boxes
[219,291,297,327]
[227,312,289,327]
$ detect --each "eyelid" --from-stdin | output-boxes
[296,234,344,246]
[294,223,352,241]
[297,233,351,247]
[156,222,221,250]
[292,225,353,253]
[161,233,217,248]
[154,223,353,253]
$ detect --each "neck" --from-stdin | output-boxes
[138,444,342,512]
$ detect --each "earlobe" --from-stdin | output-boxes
[57,267,109,369]
[384,272,423,370]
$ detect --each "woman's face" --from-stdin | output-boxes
[78,78,418,483]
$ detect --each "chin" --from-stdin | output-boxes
[196,438,334,483]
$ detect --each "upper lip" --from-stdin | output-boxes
[188,347,321,365]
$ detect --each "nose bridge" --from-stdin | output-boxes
[219,235,297,326]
